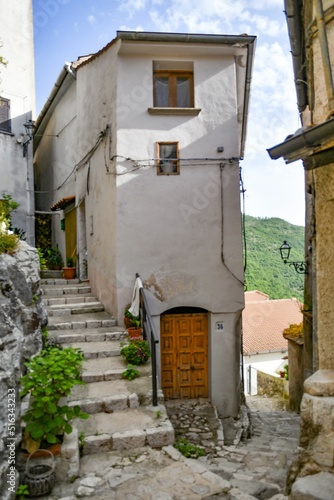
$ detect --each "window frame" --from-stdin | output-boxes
[153,70,194,108]
[0,97,11,134]
[156,141,180,176]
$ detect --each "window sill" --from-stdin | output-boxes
[148,107,201,116]
[0,130,14,136]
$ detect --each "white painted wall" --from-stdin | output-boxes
[35,36,251,418]
[0,0,35,243]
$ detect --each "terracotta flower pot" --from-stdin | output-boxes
[62,267,76,279]
[124,317,133,329]
[127,327,142,338]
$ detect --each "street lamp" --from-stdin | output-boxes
[279,240,308,274]
[23,119,35,157]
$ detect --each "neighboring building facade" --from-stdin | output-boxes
[34,31,256,418]
[0,0,36,244]
[243,291,302,394]
[268,0,334,486]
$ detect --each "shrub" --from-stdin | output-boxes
[120,338,150,365]
[20,346,89,445]
[0,232,18,254]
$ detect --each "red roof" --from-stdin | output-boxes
[242,297,303,355]
[245,290,269,302]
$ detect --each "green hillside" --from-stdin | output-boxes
[244,215,305,301]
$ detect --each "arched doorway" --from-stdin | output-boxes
[160,307,208,399]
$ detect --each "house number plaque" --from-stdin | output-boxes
[216,322,224,332]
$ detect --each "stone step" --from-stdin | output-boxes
[81,357,151,383]
[74,406,174,454]
[40,278,81,285]
[47,311,117,330]
[63,341,121,359]
[69,377,158,412]
[44,294,97,306]
[49,327,126,344]
[42,284,92,296]
[47,301,105,316]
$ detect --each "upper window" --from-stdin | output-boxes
[0,97,11,133]
[153,61,194,108]
[157,142,180,175]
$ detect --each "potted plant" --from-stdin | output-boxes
[124,304,142,336]
[120,338,150,365]
[20,344,89,453]
[46,247,63,270]
[62,257,76,279]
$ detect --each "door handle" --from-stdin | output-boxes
[190,365,195,370]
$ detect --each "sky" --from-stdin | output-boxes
[32,0,305,226]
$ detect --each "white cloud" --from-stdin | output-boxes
[87,15,97,26]
[118,0,148,17]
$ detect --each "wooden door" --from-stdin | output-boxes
[65,208,76,264]
[161,313,208,399]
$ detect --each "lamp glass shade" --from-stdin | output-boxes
[23,120,35,139]
[280,240,291,262]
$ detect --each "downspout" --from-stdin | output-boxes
[314,0,334,110]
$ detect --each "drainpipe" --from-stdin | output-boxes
[315,0,334,110]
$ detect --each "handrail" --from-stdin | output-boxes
[136,273,159,406]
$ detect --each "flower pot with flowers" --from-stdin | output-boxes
[120,338,150,365]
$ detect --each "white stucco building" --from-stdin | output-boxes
[34,31,256,418]
[0,0,36,244]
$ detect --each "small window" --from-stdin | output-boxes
[157,142,180,175]
[153,61,194,108]
[0,97,11,133]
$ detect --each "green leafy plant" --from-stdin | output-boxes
[37,247,48,270]
[122,364,140,380]
[124,303,140,327]
[174,438,205,459]
[120,338,150,365]
[16,484,29,499]
[46,246,63,269]
[0,194,19,255]
[155,410,162,419]
[283,364,289,381]
[20,346,89,446]
[67,257,74,267]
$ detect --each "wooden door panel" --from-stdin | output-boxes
[161,313,208,399]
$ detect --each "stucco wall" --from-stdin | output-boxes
[313,164,334,369]
[0,0,35,244]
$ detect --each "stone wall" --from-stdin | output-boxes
[257,370,289,401]
[0,241,46,500]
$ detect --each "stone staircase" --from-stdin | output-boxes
[41,278,174,455]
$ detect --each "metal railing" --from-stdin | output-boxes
[136,273,160,406]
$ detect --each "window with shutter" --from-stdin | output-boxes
[157,142,180,175]
[0,97,11,133]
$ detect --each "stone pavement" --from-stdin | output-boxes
[40,395,300,499]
